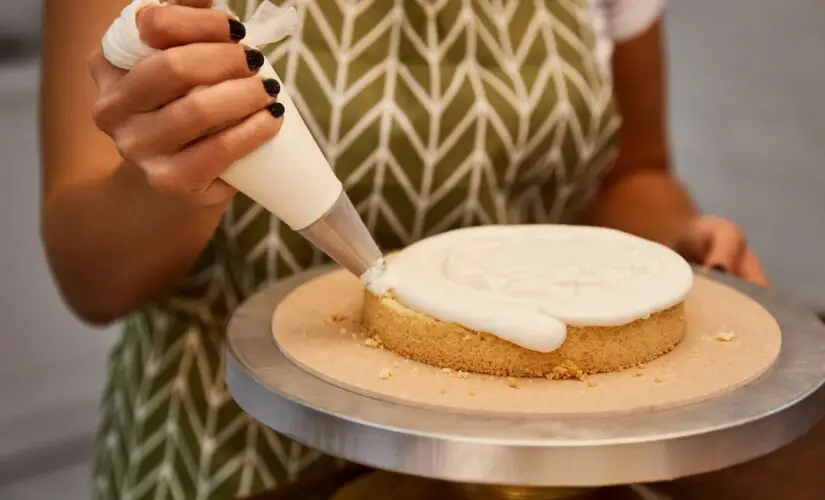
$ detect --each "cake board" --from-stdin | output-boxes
[226,265,825,498]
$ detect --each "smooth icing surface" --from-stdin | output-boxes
[368,225,694,352]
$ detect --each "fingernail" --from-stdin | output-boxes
[268,102,285,118]
[710,264,728,273]
[245,49,264,70]
[262,78,281,96]
[229,19,246,41]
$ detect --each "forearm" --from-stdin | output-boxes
[586,168,698,246]
[41,162,227,325]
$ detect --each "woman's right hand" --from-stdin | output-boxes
[88,0,285,206]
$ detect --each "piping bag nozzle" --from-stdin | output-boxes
[297,191,386,281]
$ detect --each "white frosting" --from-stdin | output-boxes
[369,225,693,353]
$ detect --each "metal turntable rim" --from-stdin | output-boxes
[226,266,825,486]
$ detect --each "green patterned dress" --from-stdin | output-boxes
[93,0,621,498]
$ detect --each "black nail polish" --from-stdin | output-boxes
[229,19,246,41]
[710,264,728,273]
[268,102,285,118]
[262,78,281,96]
[245,49,264,70]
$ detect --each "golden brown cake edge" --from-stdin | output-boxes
[360,291,686,379]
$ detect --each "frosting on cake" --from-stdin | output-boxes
[367,225,694,352]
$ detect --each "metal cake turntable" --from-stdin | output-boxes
[226,266,825,498]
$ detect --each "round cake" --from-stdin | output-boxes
[361,225,694,379]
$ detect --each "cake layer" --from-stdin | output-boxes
[366,225,694,352]
[362,292,686,378]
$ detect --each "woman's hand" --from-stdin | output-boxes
[673,215,769,286]
[88,1,285,206]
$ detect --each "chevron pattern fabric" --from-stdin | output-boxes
[93,1,621,498]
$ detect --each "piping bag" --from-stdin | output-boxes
[101,0,386,283]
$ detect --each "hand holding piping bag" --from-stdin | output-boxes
[92,0,301,207]
[95,0,383,276]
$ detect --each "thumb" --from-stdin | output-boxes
[702,225,746,273]
[88,49,127,93]
[166,0,213,7]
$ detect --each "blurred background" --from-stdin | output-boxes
[0,0,823,498]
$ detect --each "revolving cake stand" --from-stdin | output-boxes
[226,266,825,499]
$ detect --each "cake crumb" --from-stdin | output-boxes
[339,328,347,335]
[351,333,358,340]
[363,337,380,348]
[507,377,520,389]
[378,368,392,380]
[654,377,664,383]
[549,361,586,381]
[468,391,476,396]
[637,363,647,369]
[713,330,737,342]
[331,313,348,323]
[442,367,453,374]
[456,371,470,380]
[634,370,645,378]
[586,379,598,388]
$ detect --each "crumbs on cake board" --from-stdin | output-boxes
[702,330,737,342]
[378,368,392,380]
[507,377,520,389]
[324,313,349,328]
[330,313,348,323]
[713,330,737,342]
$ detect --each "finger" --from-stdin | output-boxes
[738,251,770,286]
[144,107,284,195]
[88,49,127,93]
[137,5,244,49]
[701,224,746,273]
[187,179,238,206]
[112,43,265,114]
[167,0,213,7]
[119,76,279,157]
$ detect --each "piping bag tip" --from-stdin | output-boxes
[297,190,386,284]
